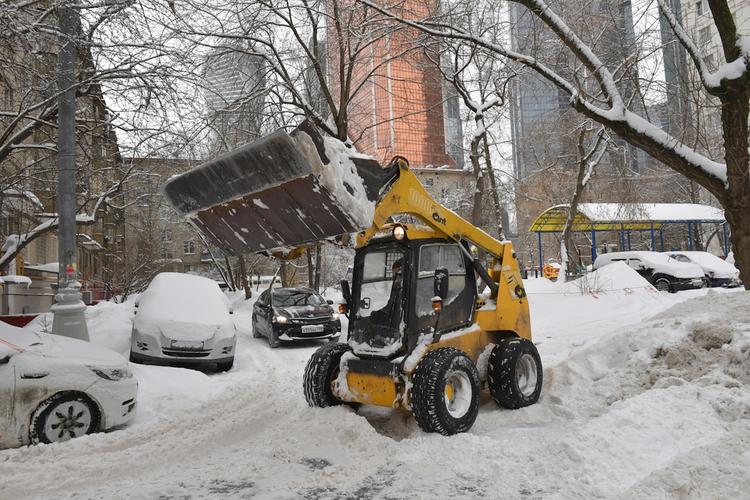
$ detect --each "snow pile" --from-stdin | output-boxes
[542,291,750,496]
[26,299,136,357]
[293,129,376,230]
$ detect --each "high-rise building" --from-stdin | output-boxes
[332,0,464,169]
[509,0,645,180]
[204,47,266,151]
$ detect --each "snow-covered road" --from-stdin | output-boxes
[2,266,749,499]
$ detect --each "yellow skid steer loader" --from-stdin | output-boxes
[164,121,542,435]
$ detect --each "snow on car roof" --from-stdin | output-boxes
[139,272,231,325]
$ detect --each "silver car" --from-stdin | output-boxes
[129,273,237,371]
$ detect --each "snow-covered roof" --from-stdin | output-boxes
[25,262,60,274]
[530,203,725,232]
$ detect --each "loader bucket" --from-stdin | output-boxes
[163,120,390,255]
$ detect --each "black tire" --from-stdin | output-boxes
[410,348,480,435]
[653,276,673,293]
[488,338,543,409]
[303,342,352,407]
[217,358,234,372]
[30,392,100,444]
[251,316,262,338]
[268,328,281,348]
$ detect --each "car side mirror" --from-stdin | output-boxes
[326,299,334,305]
[434,267,449,299]
[0,354,11,365]
[229,308,234,315]
[341,280,351,305]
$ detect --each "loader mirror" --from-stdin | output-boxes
[340,280,351,305]
[326,299,334,305]
[434,267,449,299]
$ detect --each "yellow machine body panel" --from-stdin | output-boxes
[337,372,399,408]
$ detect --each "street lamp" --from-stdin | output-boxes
[51,2,89,342]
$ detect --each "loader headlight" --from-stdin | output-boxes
[393,225,406,240]
[273,315,289,324]
[90,366,133,381]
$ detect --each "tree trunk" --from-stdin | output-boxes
[469,134,484,226]
[481,133,507,238]
[237,254,251,299]
[224,255,237,291]
[306,248,314,288]
[719,87,750,289]
[314,243,322,292]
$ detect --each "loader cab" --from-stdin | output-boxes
[347,233,477,358]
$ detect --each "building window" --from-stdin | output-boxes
[160,247,173,260]
[699,26,711,46]
[161,229,172,242]
[183,240,196,255]
[424,177,434,187]
[695,0,708,16]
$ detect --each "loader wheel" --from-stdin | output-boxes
[303,342,351,408]
[410,348,480,435]
[488,338,542,409]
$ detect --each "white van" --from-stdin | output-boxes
[593,251,704,292]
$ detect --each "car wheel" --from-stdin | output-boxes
[654,277,672,292]
[410,348,480,435]
[702,277,711,288]
[30,392,100,444]
[268,328,281,348]
[251,316,262,338]
[487,338,543,409]
[303,342,352,407]
[217,359,234,372]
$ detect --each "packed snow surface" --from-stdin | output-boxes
[2,276,749,498]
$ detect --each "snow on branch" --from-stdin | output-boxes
[656,0,748,92]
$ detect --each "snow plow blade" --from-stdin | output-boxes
[163,121,390,255]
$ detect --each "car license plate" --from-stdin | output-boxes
[301,325,324,333]
[171,340,203,349]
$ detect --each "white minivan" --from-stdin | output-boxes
[593,251,704,292]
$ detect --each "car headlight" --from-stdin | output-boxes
[331,312,340,321]
[273,315,288,324]
[89,366,133,381]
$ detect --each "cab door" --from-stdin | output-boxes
[412,243,476,337]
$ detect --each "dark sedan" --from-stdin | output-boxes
[252,287,341,348]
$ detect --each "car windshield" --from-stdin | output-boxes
[272,290,325,307]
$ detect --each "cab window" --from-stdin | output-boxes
[414,243,474,334]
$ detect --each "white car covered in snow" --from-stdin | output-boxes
[666,251,741,288]
[0,323,137,449]
[593,251,705,292]
[129,273,237,371]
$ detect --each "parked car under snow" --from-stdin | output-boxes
[129,273,237,371]
[0,323,137,449]
[593,251,705,292]
[666,251,741,288]
[252,287,341,347]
